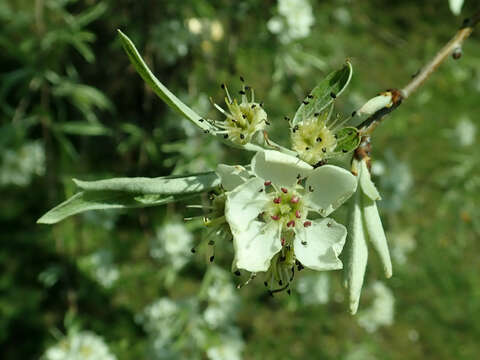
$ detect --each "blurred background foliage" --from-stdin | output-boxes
[1,0,479,359]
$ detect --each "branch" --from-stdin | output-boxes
[359,10,480,135]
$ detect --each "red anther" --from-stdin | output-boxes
[273,197,281,204]
[281,238,285,246]
[287,220,295,228]
[281,187,288,193]
[291,196,299,204]
[271,215,280,221]
[264,181,272,186]
[295,210,301,218]
[303,221,312,228]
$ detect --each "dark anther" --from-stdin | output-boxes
[322,147,327,153]
[265,120,271,125]
[259,102,264,107]
[307,94,314,99]
[302,100,309,105]
[284,116,290,121]
[287,289,291,295]
[208,240,215,245]
[258,188,264,192]
[245,86,251,90]
[209,255,215,262]
[264,281,268,287]
[301,241,307,245]
[234,270,241,276]
[279,280,283,286]
[342,149,348,153]
[221,83,225,89]
[242,114,247,119]
[305,147,310,150]
[240,76,245,82]
[293,125,299,133]
[309,185,314,192]
[240,134,245,139]
[316,137,322,142]
[280,255,286,262]
[190,248,196,253]
[199,118,204,122]
[334,134,338,139]
[251,104,256,108]
[268,290,274,297]
[239,90,246,95]
[297,174,301,179]
[224,134,229,139]
[314,112,320,117]
[330,92,337,99]
[351,111,357,117]
[204,130,209,134]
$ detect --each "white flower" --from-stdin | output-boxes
[217,150,357,289]
[151,221,193,270]
[206,328,244,360]
[357,281,395,333]
[449,0,464,15]
[79,249,119,289]
[296,273,330,305]
[0,141,45,187]
[277,0,314,42]
[42,331,117,360]
[454,118,476,147]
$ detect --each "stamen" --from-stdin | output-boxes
[264,180,272,186]
[303,221,312,227]
[273,197,281,204]
[330,92,337,98]
[301,240,307,245]
[209,255,215,262]
[309,185,314,192]
[281,238,285,246]
[287,220,295,228]
[295,210,301,218]
[234,270,241,276]
[240,134,245,139]
[281,187,288,194]
[190,248,196,253]
[302,101,309,105]
[291,196,299,204]
[271,215,280,221]
[316,137,322,142]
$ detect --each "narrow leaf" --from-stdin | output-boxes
[362,195,392,278]
[346,190,368,315]
[73,171,220,195]
[358,158,381,201]
[37,191,193,224]
[292,61,353,126]
[117,30,214,132]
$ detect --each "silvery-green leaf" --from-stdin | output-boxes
[117,30,214,132]
[362,194,392,278]
[37,191,192,224]
[73,171,220,195]
[346,190,368,315]
[333,127,361,155]
[358,158,381,201]
[292,61,352,126]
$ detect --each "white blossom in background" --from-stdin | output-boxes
[296,273,330,305]
[454,118,476,147]
[268,0,314,43]
[151,221,193,270]
[357,281,395,333]
[206,328,244,360]
[203,267,239,329]
[79,250,119,288]
[390,230,416,265]
[448,0,464,15]
[0,141,45,186]
[42,331,116,360]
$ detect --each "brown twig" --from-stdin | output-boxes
[360,10,480,135]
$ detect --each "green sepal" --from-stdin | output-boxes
[333,127,361,155]
[292,61,353,126]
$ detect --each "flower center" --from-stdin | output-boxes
[291,116,337,165]
[264,186,307,230]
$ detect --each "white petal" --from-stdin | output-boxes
[232,221,282,272]
[225,177,269,232]
[294,218,347,271]
[358,159,381,201]
[362,194,392,278]
[216,164,250,191]
[305,165,357,217]
[345,191,368,315]
[449,0,464,15]
[251,150,312,187]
